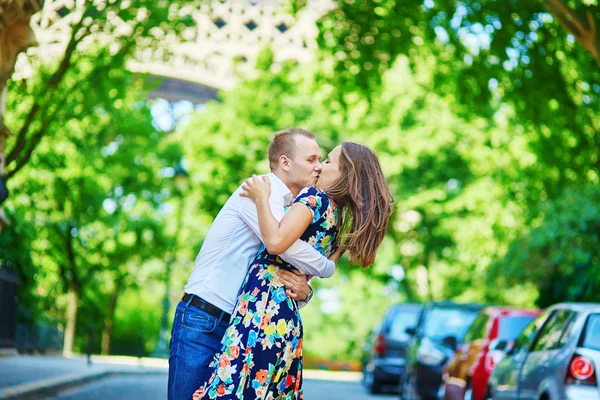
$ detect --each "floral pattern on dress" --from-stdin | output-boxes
[194,186,339,400]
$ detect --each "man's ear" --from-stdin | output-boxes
[279,155,291,172]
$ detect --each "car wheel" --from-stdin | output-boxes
[363,368,383,394]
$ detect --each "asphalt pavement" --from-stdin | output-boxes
[41,373,398,400]
[0,355,398,400]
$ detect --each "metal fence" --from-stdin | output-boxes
[0,268,63,352]
[0,268,18,348]
[15,323,63,353]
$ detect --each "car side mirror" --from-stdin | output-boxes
[442,335,458,351]
[405,327,417,336]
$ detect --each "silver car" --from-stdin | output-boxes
[489,303,600,400]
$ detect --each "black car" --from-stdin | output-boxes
[401,301,485,400]
[362,303,424,394]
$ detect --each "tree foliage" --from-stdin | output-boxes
[2,0,599,362]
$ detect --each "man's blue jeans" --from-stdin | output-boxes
[168,296,229,400]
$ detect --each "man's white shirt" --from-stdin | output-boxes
[184,173,335,314]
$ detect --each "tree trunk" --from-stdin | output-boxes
[425,264,434,301]
[101,279,123,355]
[423,252,435,302]
[543,0,600,67]
[0,86,9,228]
[0,1,41,228]
[63,288,79,356]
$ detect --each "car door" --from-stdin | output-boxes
[491,310,551,400]
[404,305,428,389]
[445,311,489,395]
[517,309,572,400]
[387,307,421,362]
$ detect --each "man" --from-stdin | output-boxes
[168,128,335,400]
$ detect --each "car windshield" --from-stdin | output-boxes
[582,314,600,351]
[389,309,420,340]
[424,307,479,341]
[498,316,537,340]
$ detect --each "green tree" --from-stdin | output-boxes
[5,76,179,354]
[174,50,539,360]
[1,0,198,196]
[493,185,600,307]
[316,0,600,201]
[314,0,599,308]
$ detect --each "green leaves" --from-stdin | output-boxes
[495,185,600,306]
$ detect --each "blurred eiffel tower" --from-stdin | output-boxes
[16,0,333,103]
[0,0,333,224]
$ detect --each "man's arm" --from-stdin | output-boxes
[278,240,335,278]
[237,184,336,279]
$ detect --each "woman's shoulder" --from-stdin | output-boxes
[294,186,330,211]
[294,186,336,212]
[296,186,335,203]
[296,186,325,198]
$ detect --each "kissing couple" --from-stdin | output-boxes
[168,128,394,399]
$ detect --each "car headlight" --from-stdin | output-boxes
[417,337,446,366]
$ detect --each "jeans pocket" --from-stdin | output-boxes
[181,308,218,333]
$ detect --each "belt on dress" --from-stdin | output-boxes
[182,293,231,324]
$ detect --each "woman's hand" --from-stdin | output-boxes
[328,245,347,265]
[240,174,271,204]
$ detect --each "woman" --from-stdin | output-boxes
[194,142,393,399]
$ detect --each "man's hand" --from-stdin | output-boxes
[277,269,311,301]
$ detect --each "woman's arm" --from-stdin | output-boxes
[240,175,313,255]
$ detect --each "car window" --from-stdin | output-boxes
[498,316,537,340]
[511,310,551,354]
[389,309,421,340]
[532,310,572,352]
[557,312,578,347]
[423,307,480,341]
[464,312,490,342]
[582,313,600,351]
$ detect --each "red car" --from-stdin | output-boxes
[442,307,541,400]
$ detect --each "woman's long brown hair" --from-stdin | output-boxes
[326,142,394,267]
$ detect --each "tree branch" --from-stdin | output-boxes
[5,14,88,167]
[543,0,600,66]
[4,92,71,181]
[5,19,135,181]
[64,221,81,292]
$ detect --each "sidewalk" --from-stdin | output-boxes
[0,353,361,399]
[0,354,167,400]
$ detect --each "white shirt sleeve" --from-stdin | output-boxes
[237,188,336,279]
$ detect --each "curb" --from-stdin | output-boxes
[303,369,362,382]
[0,368,167,400]
[0,349,18,357]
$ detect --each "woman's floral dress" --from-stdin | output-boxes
[194,186,339,400]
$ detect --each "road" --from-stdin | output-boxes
[42,373,399,400]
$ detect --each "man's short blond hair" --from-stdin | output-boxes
[267,128,316,170]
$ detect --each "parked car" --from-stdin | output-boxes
[401,301,485,400]
[441,307,540,400]
[362,303,424,394]
[489,302,600,400]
